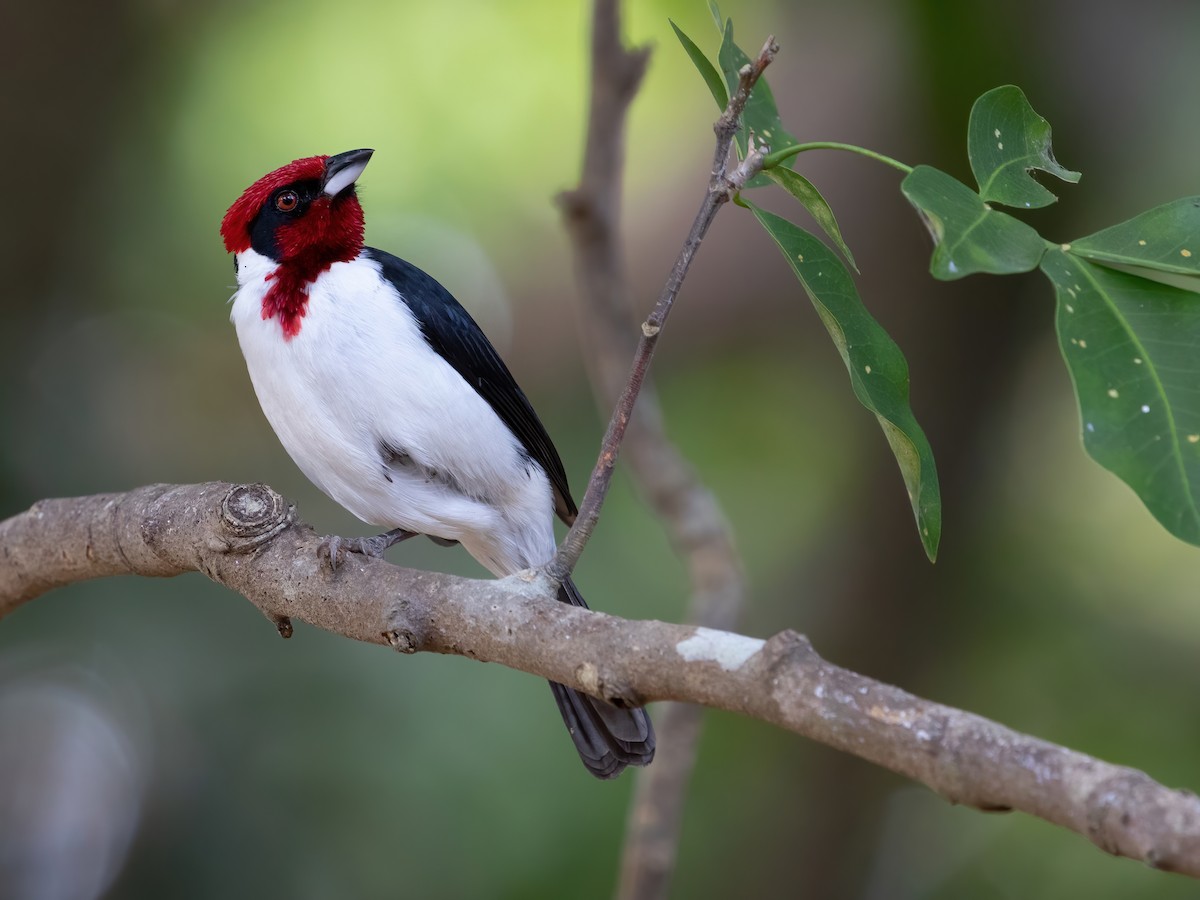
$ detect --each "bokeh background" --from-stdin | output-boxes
[3,0,1199,897]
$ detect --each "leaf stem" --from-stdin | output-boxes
[763,141,913,175]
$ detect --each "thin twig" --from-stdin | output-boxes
[557,3,747,898]
[2,482,1199,876]
[548,34,778,585]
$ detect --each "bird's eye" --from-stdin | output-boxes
[275,190,300,212]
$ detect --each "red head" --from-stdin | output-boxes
[221,149,373,338]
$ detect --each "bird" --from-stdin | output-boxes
[219,149,654,778]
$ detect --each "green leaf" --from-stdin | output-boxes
[1042,247,1200,544]
[765,168,858,271]
[1068,197,1200,276]
[749,203,942,561]
[707,0,723,32]
[901,165,1047,280]
[968,85,1080,209]
[670,20,728,110]
[716,19,798,187]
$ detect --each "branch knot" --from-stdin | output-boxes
[385,629,419,653]
[220,483,293,550]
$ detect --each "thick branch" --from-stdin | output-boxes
[558,2,746,897]
[2,483,1199,876]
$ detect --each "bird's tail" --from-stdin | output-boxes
[550,577,655,779]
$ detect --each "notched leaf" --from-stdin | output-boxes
[968,85,1080,209]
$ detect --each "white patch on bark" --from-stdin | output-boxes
[676,627,764,671]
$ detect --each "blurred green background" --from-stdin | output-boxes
[3,0,1199,897]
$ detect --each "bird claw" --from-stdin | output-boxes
[317,535,345,570]
[317,528,418,571]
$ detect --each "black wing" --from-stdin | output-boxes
[364,247,578,524]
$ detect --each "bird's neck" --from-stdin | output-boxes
[253,248,360,341]
[261,264,312,340]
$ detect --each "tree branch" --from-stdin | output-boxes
[557,2,746,897]
[548,31,778,585]
[2,482,1199,876]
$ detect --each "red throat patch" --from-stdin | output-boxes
[262,267,311,340]
[258,197,365,339]
[222,154,367,340]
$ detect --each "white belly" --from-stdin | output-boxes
[229,250,557,575]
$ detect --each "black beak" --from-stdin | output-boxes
[322,148,374,197]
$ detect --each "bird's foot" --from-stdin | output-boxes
[317,527,417,571]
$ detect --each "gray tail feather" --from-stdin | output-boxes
[550,577,655,779]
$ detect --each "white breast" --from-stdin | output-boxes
[229,249,557,575]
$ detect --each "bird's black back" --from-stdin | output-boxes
[364,247,577,524]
